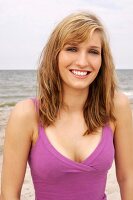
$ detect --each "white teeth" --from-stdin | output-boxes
[71,70,88,76]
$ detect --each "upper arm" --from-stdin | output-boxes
[114,91,133,182]
[1,99,37,199]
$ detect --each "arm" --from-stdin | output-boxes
[114,92,133,200]
[1,99,36,200]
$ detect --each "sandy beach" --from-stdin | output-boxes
[1,106,132,199]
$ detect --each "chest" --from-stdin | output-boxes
[44,124,103,163]
[29,122,114,200]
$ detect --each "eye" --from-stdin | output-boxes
[89,49,100,55]
[66,47,77,52]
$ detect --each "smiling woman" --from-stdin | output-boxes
[37,12,116,133]
[58,31,102,91]
[1,11,133,200]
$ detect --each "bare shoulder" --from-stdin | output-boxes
[113,90,133,130]
[10,99,36,122]
[11,98,36,119]
[7,98,38,139]
[114,90,132,115]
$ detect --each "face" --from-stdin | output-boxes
[58,31,102,92]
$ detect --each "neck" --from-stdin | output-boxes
[61,86,89,113]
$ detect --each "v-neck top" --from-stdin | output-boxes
[28,99,115,200]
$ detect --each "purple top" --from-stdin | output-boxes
[28,101,114,200]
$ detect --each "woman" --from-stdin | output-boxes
[1,11,133,200]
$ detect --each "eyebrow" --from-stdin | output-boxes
[65,43,78,46]
[65,44,101,49]
[89,45,101,49]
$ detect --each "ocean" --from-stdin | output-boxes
[0,69,133,108]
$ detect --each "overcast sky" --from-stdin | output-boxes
[0,0,133,70]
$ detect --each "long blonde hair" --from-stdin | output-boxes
[37,11,117,135]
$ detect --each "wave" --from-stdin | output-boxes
[0,102,16,108]
[124,91,133,97]
[0,91,133,108]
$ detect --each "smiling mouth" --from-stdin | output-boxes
[69,69,91,76]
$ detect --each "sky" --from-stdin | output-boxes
[0,0,133,70]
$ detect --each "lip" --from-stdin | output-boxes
[69,69,91,73]
[69,69,91,79]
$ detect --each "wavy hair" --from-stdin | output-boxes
[37,11,117,135]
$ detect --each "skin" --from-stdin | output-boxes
[1,31,133,199]
[58,31,102,111]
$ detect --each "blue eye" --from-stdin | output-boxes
[90,50,100,55]
[66,47,77,52]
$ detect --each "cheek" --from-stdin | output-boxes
[90,54,101,68]
[58,54,66,77]
[58,53,71,74]
[92,59,101,77]
[58,52,66,68]
[92,65,101,75]
[95,57,102,71]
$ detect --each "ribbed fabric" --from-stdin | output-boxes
[28,99,114,200]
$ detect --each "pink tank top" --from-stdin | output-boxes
[28,99,114,200]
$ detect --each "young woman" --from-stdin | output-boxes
[1,11,133,200]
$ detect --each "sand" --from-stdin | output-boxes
[0,106,126,199]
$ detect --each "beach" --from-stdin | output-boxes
[0,106,123,200]
[0,69,133,199]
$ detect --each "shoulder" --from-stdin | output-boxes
[113,90,132,128]
[11,98,37,121]
[8,98,38,138]
[114,90,131,113]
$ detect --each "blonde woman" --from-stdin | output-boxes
[1,11,133,200]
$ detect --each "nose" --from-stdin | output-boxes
[75,51,88,67]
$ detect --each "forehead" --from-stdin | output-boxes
[86,31,102,46]
[64,31,102,48]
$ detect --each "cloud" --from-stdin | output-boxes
[0,0,133,69]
